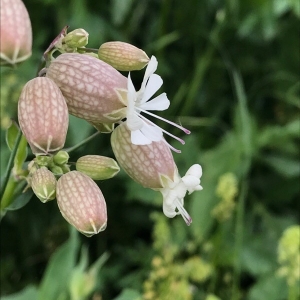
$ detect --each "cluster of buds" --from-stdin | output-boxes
[16,25,203,235]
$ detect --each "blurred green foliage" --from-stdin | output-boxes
[0,0,299,299]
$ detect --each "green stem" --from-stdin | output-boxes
[64,131,100,153]
[0,130,22,203]
[77,47,98,53]
[231,180,247,300]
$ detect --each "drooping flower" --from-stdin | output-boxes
[46,53,128,126]
[111,122,202,225]
[18,77,69,155]
[0,0,32,65]
[124,55,190,151]
[56,171,107,237]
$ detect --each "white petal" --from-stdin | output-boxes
[182,175,200,188]
[141,74,163,103]
[131,129,152,145]
[127,113,143,131]
[140,122,163,142]
[140,56,158,92]
[186,164,202,178]
[139,93,170,111]
[127,73,136,102]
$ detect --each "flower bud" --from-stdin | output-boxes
[98,42,149,71]
[18,77,69,155]
[76,155,120,180]
[61,28,89,50]
[31,167,56,203]
[35,155,52,167]
[56,171,107,237]
[0,0,32,65]
[50,165,64,175]
[53,150,70,165]
[46,53,128,125]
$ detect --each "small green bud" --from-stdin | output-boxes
[53,150,69,165]
[98,41,149,71]
[50,165,64,175]
[35,155,52,167]
[61,165,71,173]
[62,28,89,49]
[31,167,56,203]
[76,155,120,180]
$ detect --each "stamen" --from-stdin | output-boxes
[139,114,185,145]
[162,139,181,153]
[175,198,192,226]
[136,107,191,134]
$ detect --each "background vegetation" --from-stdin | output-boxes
[1,0,299,299]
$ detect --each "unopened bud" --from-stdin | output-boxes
[50,165,64,175]
[76,155,120,180]
[53,151,69,165]
[31,167,56,203]
[0,0,32,65]
[18,77,69,155]
[61,28,89,50]
[56,171,107,237]
[98,42,149,71]
[46,53,127,124]
[35,155,52,167]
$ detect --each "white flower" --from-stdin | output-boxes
[159,164,203,225]
[126,56,190,152]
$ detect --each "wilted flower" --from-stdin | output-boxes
[121,56,190,151]
[30,167,56,203]
[46,53,128,126]
[111,122,202,225]
[76,155,120,180]
[0,0,32,65]
[56,171,107,237]
[98,41,149,71]
[18,77,69,154]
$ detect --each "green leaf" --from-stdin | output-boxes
[262,154,300,178]
[38,228,80,300]
[113,289,142,300]
[1,285,38,300]
[247,274,288,300]
[4,188,33,211]
[14,135,28,173]
[111,0,134,25]
[5,121,19,151]
[191,132,242,240]
[66,115,93,147]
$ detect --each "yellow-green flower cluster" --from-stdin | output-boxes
[205,294,222,300]
[212,173,238,222]
[143,213,213,300]
[277,225,300,286]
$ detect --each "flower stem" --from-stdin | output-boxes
[231,180,247,300]
[0,130,22,203]
[77,47,98,53]
[64,131,100,153]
